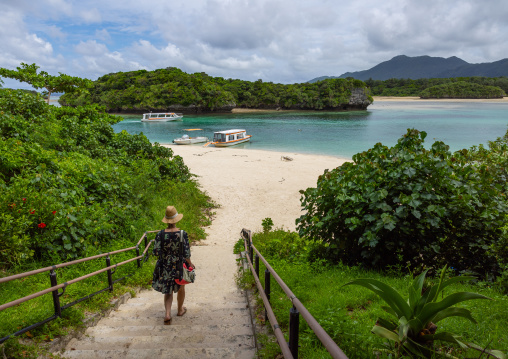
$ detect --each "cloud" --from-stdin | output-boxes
[1,0,508,86]
[71,40,145,79]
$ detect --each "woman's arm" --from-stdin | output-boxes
[183,231,194,268]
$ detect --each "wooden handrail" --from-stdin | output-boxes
[0,256,140,312]
[0,230,159,344]
[0,247,137,284]
[241,228,348,359]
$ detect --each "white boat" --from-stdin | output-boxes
[173,129,209,145]
[205,129,252,147]
[141,112,183,122]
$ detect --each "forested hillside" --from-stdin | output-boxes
[60,67,372,113]
[365,76,508,97]
[420,81,506,99]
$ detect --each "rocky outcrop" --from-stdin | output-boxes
[347,87,373,109]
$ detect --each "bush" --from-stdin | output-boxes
[0,89,193,266]
[296,129,508,279]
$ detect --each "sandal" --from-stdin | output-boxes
[177,308,187,317]
[164,317,172,325]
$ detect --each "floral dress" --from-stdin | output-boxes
[152,229,191,294]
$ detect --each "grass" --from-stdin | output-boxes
[235,230,508,359]
[0,178,215,358]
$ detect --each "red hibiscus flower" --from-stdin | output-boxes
[52,211,57,215]
[38,223,46,229]
[30,209,35,214]
[22,198,27,202]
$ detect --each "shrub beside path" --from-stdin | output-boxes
[58,147,343,358]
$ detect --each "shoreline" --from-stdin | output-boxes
[373,96,508,103]
[163,142,353,161]
[111,96,508,116]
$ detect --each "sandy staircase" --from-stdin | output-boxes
[58,246,257,359]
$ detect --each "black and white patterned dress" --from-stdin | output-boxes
[152,230,191,294]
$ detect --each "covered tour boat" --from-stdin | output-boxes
[173,129,209,145]
[206,129,252,147]
[141,112,183,122]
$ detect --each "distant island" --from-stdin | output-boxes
[308,55,508,82]
[420,81,506,99]
[60,67,373,113]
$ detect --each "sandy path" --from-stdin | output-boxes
[164,145,348,300]
[170,145,347,236]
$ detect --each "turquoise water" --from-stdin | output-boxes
[113,101,508,159]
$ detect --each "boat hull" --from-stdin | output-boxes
[214,136,251,147]
[141,116,183,122]
[173,137,209,145]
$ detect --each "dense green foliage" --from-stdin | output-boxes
[296,129,508,280]
[420,81,506,99]
[235,229,508,358]
[365,76,508,97]
[59,67,372,112]
[0,63,92,103]
[0,88,197,267]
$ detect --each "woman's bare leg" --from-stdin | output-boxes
[164,293,173,320]
[177,286,186,315]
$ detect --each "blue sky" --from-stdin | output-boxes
[1,0,507,89]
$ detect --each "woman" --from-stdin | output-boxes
[152,205,195,325]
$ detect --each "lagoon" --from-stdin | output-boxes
[113,101,508,159]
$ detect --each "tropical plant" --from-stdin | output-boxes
[343,266,505,358]
[0,63,92,103]
[262,217,274,233]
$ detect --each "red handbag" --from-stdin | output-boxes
[175,262,195,285]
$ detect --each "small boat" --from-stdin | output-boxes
[205,129,252,147]
[141,112,183,122]
[173,129,209,145]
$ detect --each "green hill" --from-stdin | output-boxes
[308,55,508,82]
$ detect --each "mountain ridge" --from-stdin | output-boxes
[308,55,508,82]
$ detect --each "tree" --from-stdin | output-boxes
[0,63,92,103]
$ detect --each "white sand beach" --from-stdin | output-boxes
[167,145,348,235]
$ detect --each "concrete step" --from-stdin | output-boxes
[65,333,254,350]
[109,306,250,319]
[85,324,253,338]
[96,312,252,327]
[128,291,246,303]
[121,300,248,310]
[61,347,256,359]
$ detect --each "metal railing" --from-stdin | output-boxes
[0,230,160,344]
[240,228,348,359]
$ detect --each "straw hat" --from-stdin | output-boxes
[162,206,183,224]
